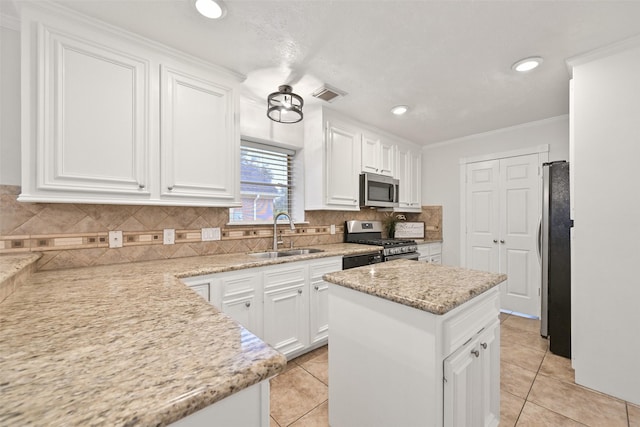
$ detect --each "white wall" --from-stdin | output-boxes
[570,39,640,405]
[422,116,570,266]
[0,22,21,185]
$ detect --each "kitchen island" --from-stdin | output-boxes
[0,243,375,426]
[323,260,507,427]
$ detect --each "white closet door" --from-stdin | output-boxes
[465,153,541,317]
[499,154,541,316]
[465,160,500,273]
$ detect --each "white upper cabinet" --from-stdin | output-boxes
[19,11,151,202]
[160,65,238,204]
[361,132,395,177]
[304,107,361,210]
[396,143,422,212]
[18,3,242,206]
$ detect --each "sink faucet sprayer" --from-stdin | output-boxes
[273,212,295,251]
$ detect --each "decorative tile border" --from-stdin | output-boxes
[0,225,345,255]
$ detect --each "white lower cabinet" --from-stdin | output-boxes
[417,242,443,264]
[263,265,308,357]
[309,258,341,345]
[219,272,263,337]
[444,320,500,427]
[182,256,342,359]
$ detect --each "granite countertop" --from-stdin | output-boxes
[323,259,507,315]
[0,252,41,284]
[0,243,376,426]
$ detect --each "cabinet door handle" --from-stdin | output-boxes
[167,186,174,191]
[138,184,145,189]
[500,239,505,244]
[314,285,319,291]
[471,349,480,358]
[245,301,251,308]
[493,239,498,243]
[481,342,487,349]
[298,289,303,295]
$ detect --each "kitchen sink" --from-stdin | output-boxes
[248,248,325,259]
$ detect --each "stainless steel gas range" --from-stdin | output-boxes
[342,220,419,269]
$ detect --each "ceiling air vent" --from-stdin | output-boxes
[312,84,347,103]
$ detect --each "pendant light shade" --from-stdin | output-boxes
[267,85,304,124]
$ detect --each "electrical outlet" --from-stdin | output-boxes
[108,230,123,248]
[330,224,336,235]
[163,229,175,245]
[201,227,221,241]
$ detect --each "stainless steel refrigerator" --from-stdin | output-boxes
[540,161,572,358]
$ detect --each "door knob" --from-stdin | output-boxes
[481,342,487,349]
[471,349,480,358]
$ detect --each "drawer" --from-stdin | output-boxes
[263,265,306,289]
[188,283,211,302]
[309,257,342,279]
[220,273,260,297]
[428,243,442,255]
[442,288,499,357]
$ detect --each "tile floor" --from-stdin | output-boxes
[270,313,640,427]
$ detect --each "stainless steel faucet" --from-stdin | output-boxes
[273,212,295,251]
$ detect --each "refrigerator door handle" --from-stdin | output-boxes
[537,216,542,264]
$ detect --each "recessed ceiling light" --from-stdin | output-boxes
[391,105,409,116]
[512,56,543,72]
[195,0,227,19]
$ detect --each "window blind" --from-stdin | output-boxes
[229,141,295,222]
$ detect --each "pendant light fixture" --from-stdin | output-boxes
[267,85,304,124]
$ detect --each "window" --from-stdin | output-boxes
[229,141,295,223]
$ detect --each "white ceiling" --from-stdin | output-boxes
[13,0,640,145]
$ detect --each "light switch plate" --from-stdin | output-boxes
[108,230,123,248]
[163,229,175,245]
[201,227,221,241]
[330,224,336,235]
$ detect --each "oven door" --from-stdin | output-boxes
[384,252,419,262]
[343,251,383,270]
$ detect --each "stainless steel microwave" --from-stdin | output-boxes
[359,173,399,208]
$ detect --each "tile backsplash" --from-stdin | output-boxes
[0,185,442,271]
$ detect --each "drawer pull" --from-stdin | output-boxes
[471,349,480,358]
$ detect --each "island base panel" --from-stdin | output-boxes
[328,284,442,427]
